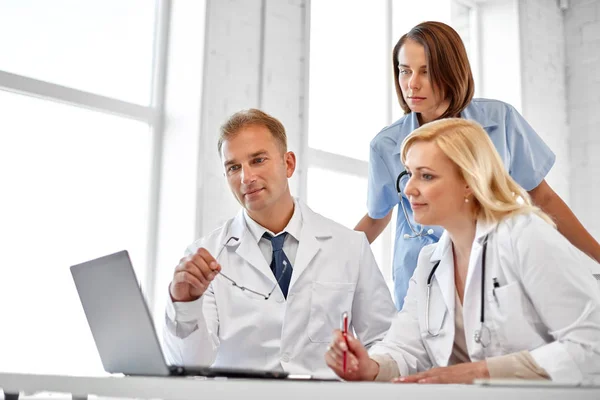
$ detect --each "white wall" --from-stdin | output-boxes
[516,0,599,237]
[197,0,307,236]
[518,0,570,202]
[565,0,600,239]
[479,0,571,202]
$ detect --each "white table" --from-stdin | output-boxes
[1,372,599,400]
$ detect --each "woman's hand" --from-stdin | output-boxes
[324,329,380,381]
[392,360,490,384]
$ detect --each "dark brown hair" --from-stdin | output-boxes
[393,21,474,119]
[218,108,288,156]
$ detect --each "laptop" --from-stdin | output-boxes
[70,250,296,379]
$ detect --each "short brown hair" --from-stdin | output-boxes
[218,108,288,156]
[393,21,474,119]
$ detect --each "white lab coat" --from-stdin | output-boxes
[162,200,396,378]
[369,212,600,384]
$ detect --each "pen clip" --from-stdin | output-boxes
[492,278,499,304]
[340,311,349,334]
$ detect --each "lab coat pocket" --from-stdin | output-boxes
[492,281,544,352]
[307,281,355,343]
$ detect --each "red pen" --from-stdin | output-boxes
[341,311,349,374]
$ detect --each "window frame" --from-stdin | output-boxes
[303,0,482,289]
[302,0,395,285]
[0,0,170,307]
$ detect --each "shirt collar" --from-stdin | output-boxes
[460,101,498,130]
[393,112,420,155]
[393,101,499,156]
[429,218,498,263]
[473,218,497,244]
[242,199,303,244]
[430,230,452,263]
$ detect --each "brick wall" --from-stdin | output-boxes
[519,0,570,203]
[565,0,600,239]
[198,0,308,235]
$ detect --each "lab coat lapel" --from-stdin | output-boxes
[463,220,497,358]
[229,211,277,285]
[429,233,455,318]
[426,233,455,365]
[288,202,332,291]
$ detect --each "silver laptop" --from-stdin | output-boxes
[70,250,290,379]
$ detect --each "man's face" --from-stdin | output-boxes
[221,124,295,215]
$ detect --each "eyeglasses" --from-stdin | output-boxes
[214,236,290,300]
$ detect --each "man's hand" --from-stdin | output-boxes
[169,248,221,302]
[325,329,379,381]
[392,361,490,384]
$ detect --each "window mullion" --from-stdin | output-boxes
[307,148,369,178]
[0,70,155,123]
[144,0,171,310]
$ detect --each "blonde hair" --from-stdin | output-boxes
[400,118,555,227]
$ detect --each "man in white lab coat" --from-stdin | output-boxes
[162,109,396,378]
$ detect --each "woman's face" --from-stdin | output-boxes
[397,39,450,123]
[403,140,471,228]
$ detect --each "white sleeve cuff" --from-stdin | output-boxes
[530,341,583,383]
[166,295,205,322]
[164,295,207,339]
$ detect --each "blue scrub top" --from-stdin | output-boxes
[367,98,556,310]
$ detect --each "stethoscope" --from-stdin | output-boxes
[425,234,491,348]
[396,170,434,239]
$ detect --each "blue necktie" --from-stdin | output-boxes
[263,232,293,298]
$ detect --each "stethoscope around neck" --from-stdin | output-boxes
[425,234,492,348]
[396,170,434,239]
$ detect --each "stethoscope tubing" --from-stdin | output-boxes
[398,170,489,345]
[425,238,490,346]
[397,170,429,239]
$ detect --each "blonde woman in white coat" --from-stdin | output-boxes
[325,118,600,384]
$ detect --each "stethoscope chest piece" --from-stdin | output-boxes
[474,323,491,348]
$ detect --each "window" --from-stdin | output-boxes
[0,0,156,104]
[308,0,389,162]
[451,0,480,97]
[308,0,392,290]
[0,0,165,375]
[308,0,479,298]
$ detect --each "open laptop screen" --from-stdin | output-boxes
[71,250,175,376]
[70,250,297,379]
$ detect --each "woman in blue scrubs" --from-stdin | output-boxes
[355,21,600,310]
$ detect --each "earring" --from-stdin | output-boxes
[464,197,469,203]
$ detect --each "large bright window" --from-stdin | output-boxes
[308,0,389,162]
[0,0,163,375]
[0,0,156,104]
[308,0,478,296]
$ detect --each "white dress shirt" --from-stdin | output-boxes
[242,202,301,268]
